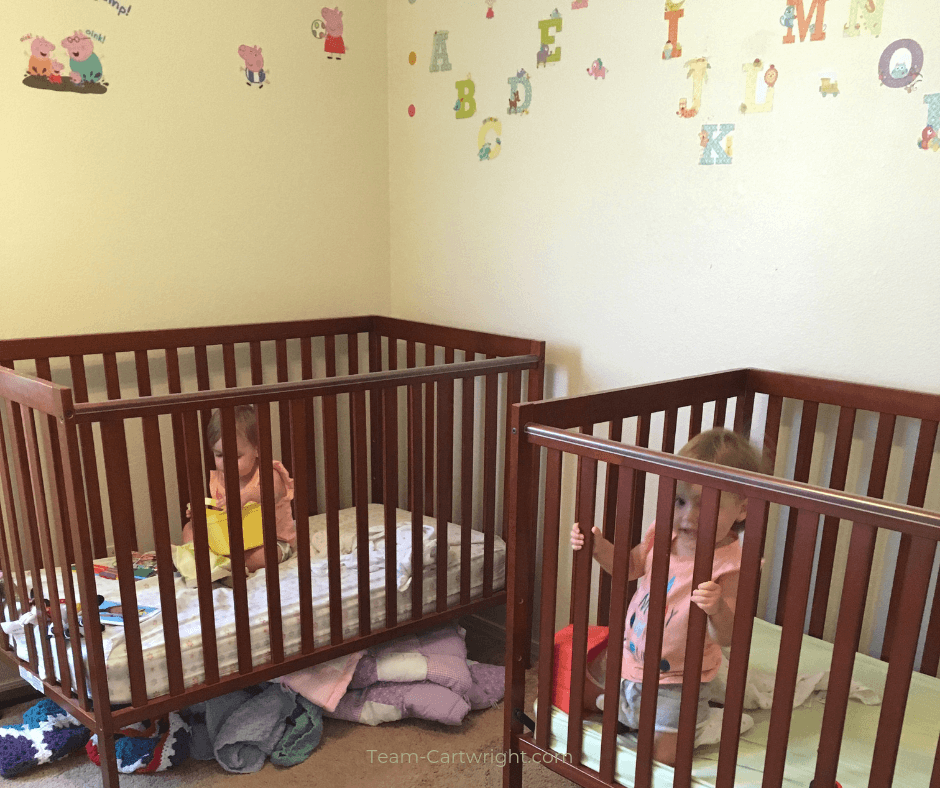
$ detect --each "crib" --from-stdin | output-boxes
[503,369,940,788]
[0,315,545,787]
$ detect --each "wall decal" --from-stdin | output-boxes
[408,104,416,117]
[699,124,734,164]
[455,75,476,118]
[782,0,829,44]
[478,117,502,160]
[740,59,777,113]
[572,0,588,8]
[23,31,107,93]
[677,57,709,118]
[409,51,416,65]
[486,0,496,19]
[309,7,345,60]
[663,1,684,60]
[919,93,940,150]
[878,39,923,91]
[819,71,840,96]
[587,59,608,79]
[537,15,562,68]
[238,45,267,87]
[429,30,453,72]
[844,0,884,37]
[507,69,532,114]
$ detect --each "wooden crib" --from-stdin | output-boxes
[0,315,545,787]
[504,369,940,788]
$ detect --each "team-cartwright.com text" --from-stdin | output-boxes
[367,749,573,767]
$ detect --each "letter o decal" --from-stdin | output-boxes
[879,39,923,89]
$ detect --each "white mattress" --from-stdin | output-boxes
[9,505,505,705]
[538,617,940,787]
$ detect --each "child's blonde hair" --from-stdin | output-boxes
[206,405,259,450]
[679,427,763,531]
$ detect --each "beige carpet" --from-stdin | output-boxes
[0,633,577,788]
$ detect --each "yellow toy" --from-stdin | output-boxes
[204,499,265,555]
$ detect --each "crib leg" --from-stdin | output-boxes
[95,731,122,788]
[503,749,523,788]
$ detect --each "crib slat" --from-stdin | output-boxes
[0,406,23,631]
[570,425,597,625]
[713,397,727,429]
[762,508,819,788]
[352,389,371,633]
[383,387,399,627]
[922,563,940,676]
[276,339,292,476]
[459,358,474,605]
[68,356,108,558]
[222,343,237,388]
[932,739,940,788]
[404,342,417,512]
[194,345,213,484]
[0,397,38,669]
[882,418,938,661]
[599,466,637,784]
[809,406,856,638]
[100,418,148,705]
[300,337,319,516]
[368,331,383,506]
[503,370,523,538]
[140,414,184,696]
[733,389,756,438]
[436,375,454,612]
[218,407,253,674]
[627,415,651,607]
[323,394,344,644]
[535,448,562,750]
[102,351,121,400]
[662,407,678,453]
[813,521,878,788]
[256,403,285,661]
[869,534,936,788]
[674,486,721,785]
[424,345,436,517]
[290,400,314,653]
[182,410,220,684]
[483,371,498,595]
[597,419,624,627]
[715,497,771,788]
[347,333,360,508]
[634,477,677,788]
[776,400,818,627]
[22,404,73,695]
[164,348,191,525]
[249,340,263,385]
[689,402,703,438]
[762,394,783,473]
[408,384,424,622]
[567,457,597,765]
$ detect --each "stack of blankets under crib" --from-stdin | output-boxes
[0,622,503,777]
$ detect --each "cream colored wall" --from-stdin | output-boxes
[1,1,390,339]
[387,2,940,645]
[388,1,939,397]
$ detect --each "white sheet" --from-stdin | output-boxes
[538,617,939,787]
[7,505,505,705]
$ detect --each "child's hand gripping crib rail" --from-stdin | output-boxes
[0,316,546,788]
[503,369,940,788]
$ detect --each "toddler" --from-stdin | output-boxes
[181,405,296,575]
[570,427,761,766]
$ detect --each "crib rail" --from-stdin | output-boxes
[505,419,940,788]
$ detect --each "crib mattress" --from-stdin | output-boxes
[9,505,505,705]
[538,617,939,787]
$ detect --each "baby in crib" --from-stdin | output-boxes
[570,427,762,767]
[179,405,296,575]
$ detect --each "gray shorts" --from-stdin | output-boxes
[618,680,712,733]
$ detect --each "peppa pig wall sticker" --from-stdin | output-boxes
[21,30,107,94]
[238,45,268,88]
[311,7,346,60]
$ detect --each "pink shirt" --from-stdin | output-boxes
[621,527,742,685]
[208,460,296,546]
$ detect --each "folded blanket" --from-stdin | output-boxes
[325,624,505,726]
[278,651,365,712]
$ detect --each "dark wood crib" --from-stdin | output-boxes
[504,369,940,788]
[0,315,545,787]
